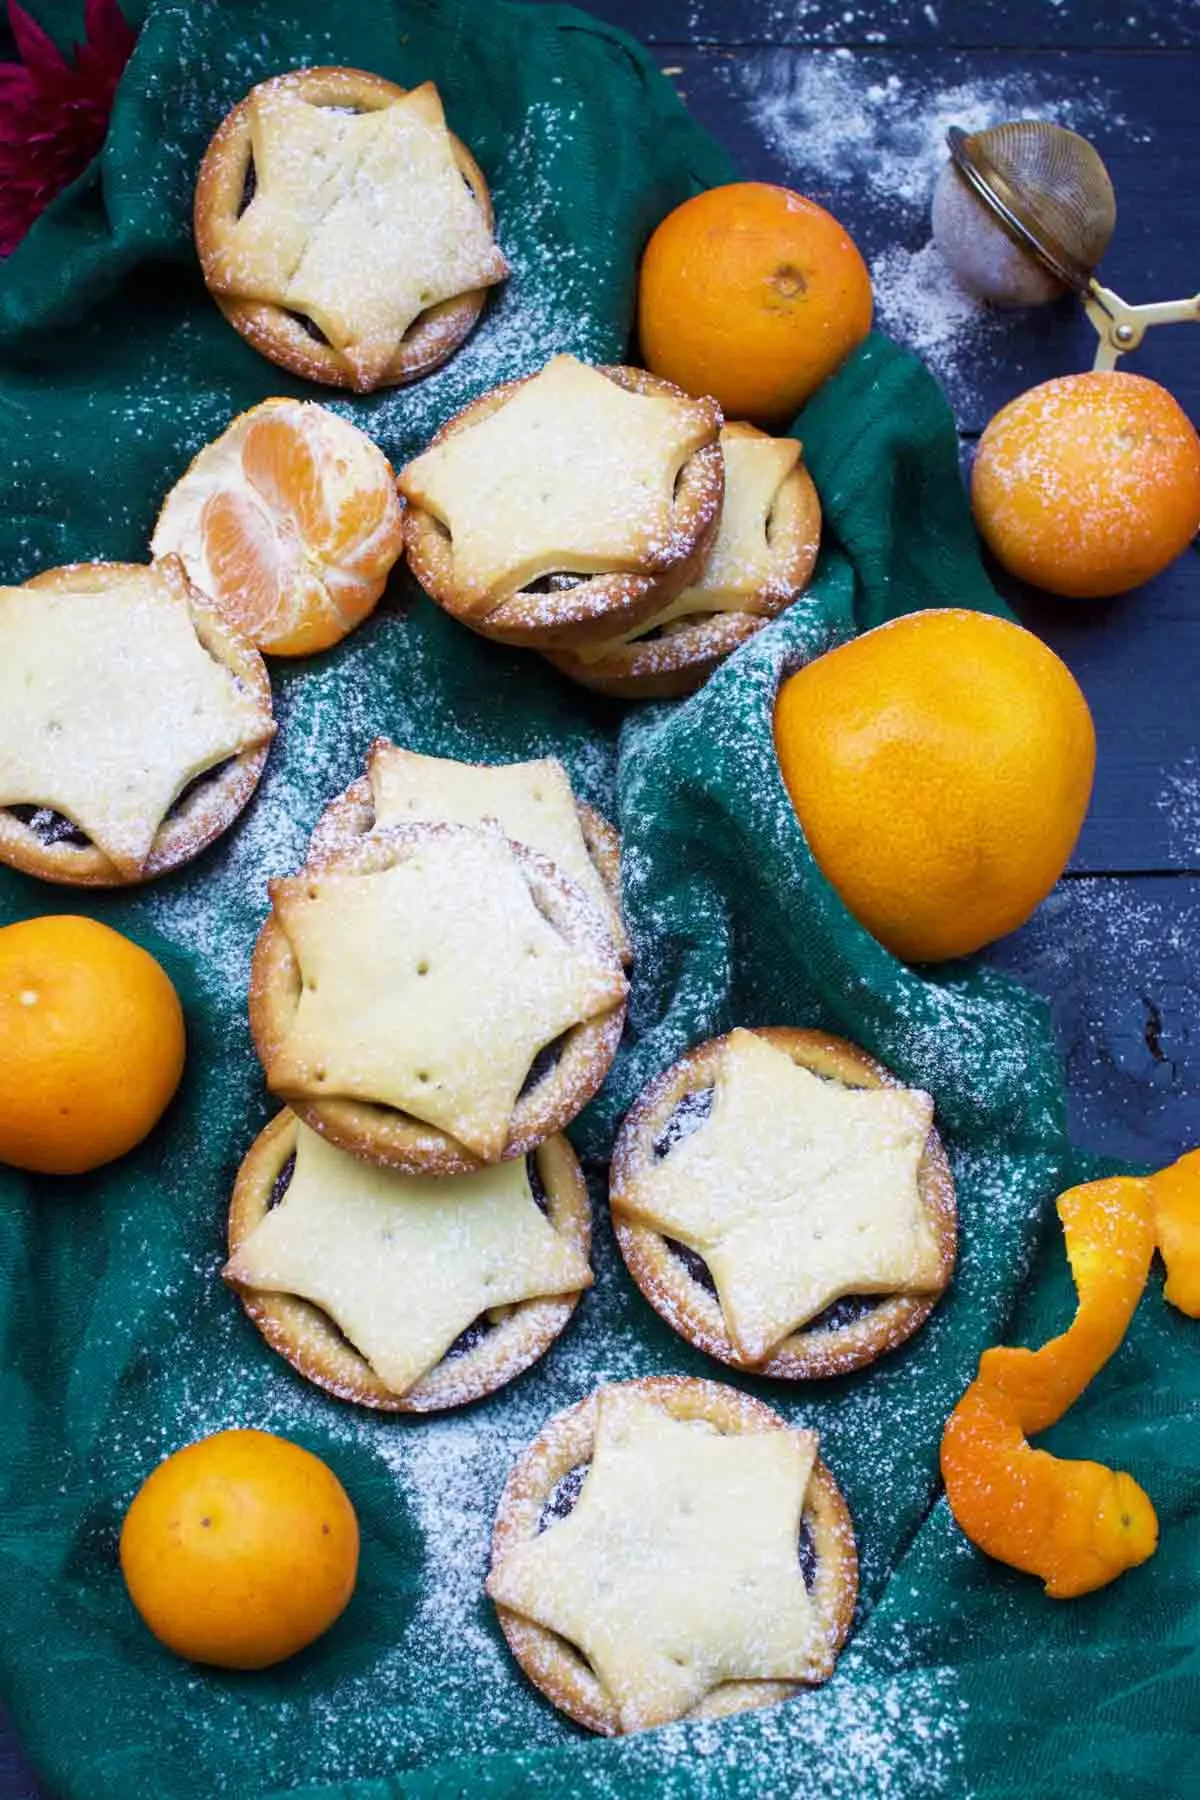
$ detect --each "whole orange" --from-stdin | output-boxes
[774,609,1096,962]
[119,1428,359,1669]
[637,182,873,423]
[0,915,185,1175]
[972,371,1200,598]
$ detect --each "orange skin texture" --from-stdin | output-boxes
[636,182,873,424]
[119,1428,359,1669]
[941,1177,1160,1599]
[773,608,1096,962]
[972,371,1200,599]
[1148,1148,1200,1317]
[0,915,185,1175]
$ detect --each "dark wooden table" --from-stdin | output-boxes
[1,1,1197,1793]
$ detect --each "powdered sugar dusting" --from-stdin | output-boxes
[734,53,1141,411]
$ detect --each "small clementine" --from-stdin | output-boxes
[637,182,873,423]
[119,1428,359,1669]
[774,609,1096,962]
[972,371,1200,599]
[0,915,185,1175]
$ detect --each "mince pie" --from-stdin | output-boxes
[249,821,628,1174]
[547,423,821,698]
[194,68,508,391]
[399,356,723,648]
[486,1377,857,1734]
[307,740,630,963]
[0,558,274,887]
[610,1028,956,1378]
[224,1110,592,1412]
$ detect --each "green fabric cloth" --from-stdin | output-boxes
[0,2,1195,1797]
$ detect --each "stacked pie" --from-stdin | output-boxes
[400,358,821,695]
[224,743,630,1411]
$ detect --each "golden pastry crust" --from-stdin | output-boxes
[488,1375,858,1734]
[306,747,631,965]
[194,67,502,392]
[249,822,627,1175]
[0,558,273,888]
[401,365,724,649]
[225,1109,591,1412]
[611,1029,957,1379]
[545,428,821,698]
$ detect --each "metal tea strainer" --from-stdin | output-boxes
[943,120,1200,369]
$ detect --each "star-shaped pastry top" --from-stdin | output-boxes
[224,1121,591,1394]
[266,827,627,1160]
[207,80,508,390]
[365,742,622,948]
[486,1386,825,1732]
[0,562,274,877]
[616,1029,943,1363]
[398,355,719,614]
[575,426,802,662]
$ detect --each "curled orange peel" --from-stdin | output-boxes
[941,1176,1160,1599]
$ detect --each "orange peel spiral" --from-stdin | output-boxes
[941,1176,1160,1598]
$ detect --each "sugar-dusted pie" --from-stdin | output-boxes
[486,1376,857,1734]
[307,740,630,963]
[250,822,628,1174]
[224,1110,592,1411]
[547,423,821,698]
[194,68,508,391]
[0,558,275,887]
[400,356,724,648]
[610,1028,956,1378]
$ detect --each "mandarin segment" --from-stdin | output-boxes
[152,398,404,656]
[972,371,1200,599]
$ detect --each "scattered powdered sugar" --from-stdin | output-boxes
[1154,753,1200,864]
[732,52,1144,411]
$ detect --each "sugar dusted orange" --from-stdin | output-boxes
[153,398,405,655]
[637,182,873,423]
[0,914,185,1175]
[119,1428,359,1669]
[774,609,1096,963]
[972,371,1200,599]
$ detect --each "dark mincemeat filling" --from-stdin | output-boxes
[267,1151,297,1210]
[518,1033,568,1102]
[538,1457,818,1591]
[285,308,331,344]
[237,154,257,215]
[523,573,586,595]
[653,1086,714,1160]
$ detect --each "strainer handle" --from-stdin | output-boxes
[1086,281,1200,369]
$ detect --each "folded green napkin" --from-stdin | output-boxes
[0,3,1194,1797]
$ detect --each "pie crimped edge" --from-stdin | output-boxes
[224,1108,592,1412]
[0,558,274,888]
[305,743,632,966]
[544,435,822,698]
[401,365,725,649]
[610,1029,957,1379]
[193,66,502,393]
[488,1374,858,1735]
[249,821,628,1175]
